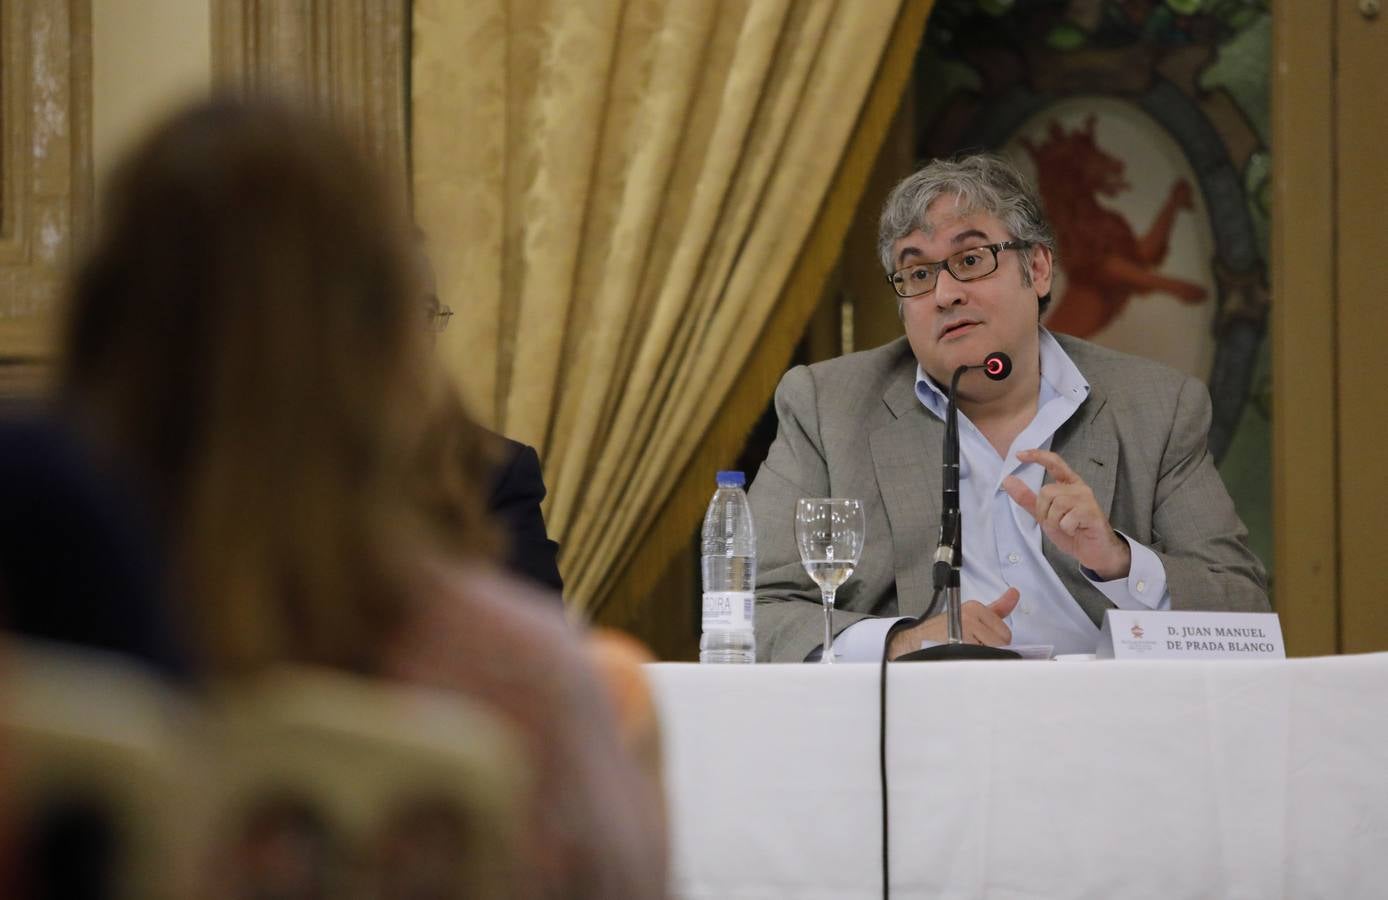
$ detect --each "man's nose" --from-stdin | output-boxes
[933,268,968,308]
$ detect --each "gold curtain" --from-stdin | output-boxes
[412,0,931,619]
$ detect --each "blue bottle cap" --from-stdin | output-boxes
[716,470,745,488]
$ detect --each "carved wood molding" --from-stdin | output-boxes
[211,0,407,195]
[0,0,92,395]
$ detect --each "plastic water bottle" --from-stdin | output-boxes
[700,471,756,664]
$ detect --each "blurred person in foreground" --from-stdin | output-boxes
[56,98,666,898]
[750,154,1268,662]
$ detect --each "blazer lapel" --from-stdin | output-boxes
[1045,385,1120,625]
[1052,388,1117,518]
[871,374,941,620]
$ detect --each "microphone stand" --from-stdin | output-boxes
[898,362,1019,662]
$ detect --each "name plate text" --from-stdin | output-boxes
[1098,610,1285,660]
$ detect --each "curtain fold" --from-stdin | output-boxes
[413,0,931,618]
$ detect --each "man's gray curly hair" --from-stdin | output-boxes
[877,154,1057,313]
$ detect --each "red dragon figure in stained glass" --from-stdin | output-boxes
[1021,116,1208,337]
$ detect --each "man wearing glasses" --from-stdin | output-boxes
[749,154,1268,663]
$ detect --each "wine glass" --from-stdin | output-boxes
[795,498,865,664]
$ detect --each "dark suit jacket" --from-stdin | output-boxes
[0,413,192,680]
[488,435,564,596]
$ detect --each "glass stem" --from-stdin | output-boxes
[821,589,837,664]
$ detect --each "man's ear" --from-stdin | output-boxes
[1029,245,1054,298]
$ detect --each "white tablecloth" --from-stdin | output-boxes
[647,655,1388,899]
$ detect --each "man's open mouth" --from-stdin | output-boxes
[939,320,980,340]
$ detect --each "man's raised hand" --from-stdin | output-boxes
[1002,449,1130,580]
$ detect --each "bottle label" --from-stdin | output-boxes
[702,591,754,631]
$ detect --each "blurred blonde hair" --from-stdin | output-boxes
[60,98,493,675]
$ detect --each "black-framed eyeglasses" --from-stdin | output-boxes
[885,241,1031,299]
[425,299,454,333]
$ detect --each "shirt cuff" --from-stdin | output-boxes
[1082,532,1171,611]
[812,616,912,662]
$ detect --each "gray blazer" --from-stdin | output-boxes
[749,334,1269,663]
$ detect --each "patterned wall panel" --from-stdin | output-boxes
[0,0,92,398]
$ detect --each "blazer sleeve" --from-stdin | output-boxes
[748,366,884,662]
[1147,376,1270,612]
[489,439,564,596]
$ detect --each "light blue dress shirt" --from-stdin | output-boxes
[832,330,1170,659]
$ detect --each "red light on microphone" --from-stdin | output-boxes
[982,352,1012,381]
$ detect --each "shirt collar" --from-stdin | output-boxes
[913,328,1090,420]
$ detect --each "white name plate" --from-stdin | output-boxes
[1098,610,1285,660]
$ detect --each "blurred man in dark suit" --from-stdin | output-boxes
[0,409,191,679]
[420,242,563,597]
[485,435,563,594]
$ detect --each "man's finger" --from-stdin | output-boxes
[958,601,994,645]
[964,618,1009,646]
[958,601,989,646]
[977,616,1013,646]
[1002,475,1037,516]
[988,586,1021,618]
[964,601,1012,646]
[1044,493,1079,528]
[1018,448,1080,485]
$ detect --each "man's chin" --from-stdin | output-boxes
[918,357,968,387]
[909,337,979,383]
[929,340,984,374]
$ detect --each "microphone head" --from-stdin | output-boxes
[983,352,1012,381]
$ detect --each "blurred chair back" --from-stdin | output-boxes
[1,639,199,900]
[201,666,525,900]
[3,645,527,899]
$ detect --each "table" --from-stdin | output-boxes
[647,655,1388,899]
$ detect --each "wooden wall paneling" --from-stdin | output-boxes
[1334,0,1388,653]
[1270,0,1338,655]
[0,0,92,399]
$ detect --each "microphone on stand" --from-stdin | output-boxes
[982,352,1011,380]
[897,350,1021,662]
